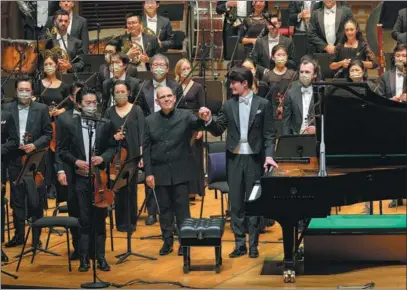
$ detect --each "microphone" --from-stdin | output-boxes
[16,1,33,18]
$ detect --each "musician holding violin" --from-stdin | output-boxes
[2,76,52,248]
[104,80,145,232]
[59,87,116,272]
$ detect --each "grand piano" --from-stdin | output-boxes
[245,82,407,283]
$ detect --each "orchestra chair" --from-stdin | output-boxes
[45,186,69,247]
[200,141,229,220]
[16,216,80,272]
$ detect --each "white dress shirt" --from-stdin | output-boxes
[131,34,147,72]
[18,105,30,144]
[153,79,167,112]
[268,35,280,57]
[57,33,68,52]
[36,1,49,27]
[146,14,158,34]
[395,69,405,97]
[324,5,337,46]
[300,86,313,132]
[236,2,248,18]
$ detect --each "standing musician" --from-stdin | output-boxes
[1,104,19,262]
[123,13,159,74]
[144,86,204,256]
[283,57,319,136]
[174,59,205,200]
[59,87,116,272]
[288,1,322,33]
[252,14,297,79]
[262,44,298,119]
[329,18,376,79]
[3,76,52,248]
[101,53,142,115]
[136,54,183,226]
[142,0,175,52]
[104,80,145,232]
[44,9,85,73]
[198,67,278,259]
[392,8,407,45]
[38,51,69,199]
[308,0,354,54]
[44,1,89,54]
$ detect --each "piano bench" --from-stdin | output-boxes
[180,218,226,274]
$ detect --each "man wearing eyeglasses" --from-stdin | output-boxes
[144,86,204,256]
[136,53,183,226]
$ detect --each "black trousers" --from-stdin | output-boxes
[114,177,137,231]
[75,176,107,257]
[227,152,261,249]
[156,182,191,244]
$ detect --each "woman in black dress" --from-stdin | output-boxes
[262,44,297,119]
[174,59,205,200]
[330,18,377,79]
[38,52,69,198]
[105,80,144,232]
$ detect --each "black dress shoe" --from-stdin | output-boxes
[178,246,183,256]
[78,255,90,272]
[145,215,157,226]
[70,250,80,261]
[2,250,9,263]
[249,247,259,258]
[389,199,403,208]
[229,247,247,258]
[5,236,24,248]
[159,243,173,256]
[97,256,111,271]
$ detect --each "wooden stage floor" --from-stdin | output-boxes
[1,184,406,289]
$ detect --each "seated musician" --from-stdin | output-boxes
[105,80,145,232]
[142,1,175,52]
[44,1,89,53]
[347,59,376,91]
[174,59,205,200]
[123,12,159,74]
[283,56,319,135]
[252,14,296,79]
[239,1,268,56]
[288,1,323,33]
[377,44,407,102]
[2,76,52,248]
[59,87,116,272]
[308,0,354,54]
[44,9,85,73]
[262,44,298,119]
[38,51,69,199]
[392,8,407,45]
[136,53,183,226]
[101,53,142,115]
[329,18,377,79]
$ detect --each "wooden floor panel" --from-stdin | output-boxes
[1,184,406,288]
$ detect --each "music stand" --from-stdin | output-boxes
[275,135,317,163]
[112,158,157,264]
[14,149,60,258]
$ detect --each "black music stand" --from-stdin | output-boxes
[275,135,317,162]
[14,149,60,258]
[112,158,157,264]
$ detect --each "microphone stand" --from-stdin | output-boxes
[95,3,101,55]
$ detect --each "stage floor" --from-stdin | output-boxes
[1,184,406,289]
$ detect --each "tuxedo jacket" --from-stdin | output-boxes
[252,35,297,76]
[392,8,407,44]
[206,95,276,157]
[1,109,19,157]
[45,35,85,72]
[377,70,407,99]
[308,5,353,52]
[141,15,174,51]
[288,1,323,31]
[282,81,315,135]
[136,78,183,116]
[45,14,89,53]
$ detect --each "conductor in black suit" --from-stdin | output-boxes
[392,8,407,45]
[45,1,89,53]
[308,0,353,54]
[198,67,278,258]
[144,86,204,256]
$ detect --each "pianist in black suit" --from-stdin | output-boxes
[283,57,319,136]
[198,67,278,259]
[392,8,407,45]
[308,0,353,54]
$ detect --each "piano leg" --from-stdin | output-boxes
[281,219,297,283]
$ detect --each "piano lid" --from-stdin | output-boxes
[313,82,407,168]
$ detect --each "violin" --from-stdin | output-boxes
[21,132,45,187]
[275,71,299,119]
[48,102,58,152]
[92,148,114,208]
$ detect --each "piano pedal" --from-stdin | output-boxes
[283,270,296,283]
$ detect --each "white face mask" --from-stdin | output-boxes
[350,71,363,80]
[181,69,191,78]
[395,60,405,70]
[105,53,112,64]
[82,105,97,115]
[110,64,122,73]
[152,67,166,78]
[17,91,31,100]
[114,93,128,103]
[275,56,287,65]
[299,73,313,87]
[44,65,56,74]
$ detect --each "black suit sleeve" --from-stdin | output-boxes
[285,39,297,70]
[282,93,293,135]
[55,114,67,172]
[206,104,229,137]
[308,10,328,52]
[392,9,406,43]
[1,113,19,156]
[143,120,153,177]
[33,106,52,150]
[288,2,301,26]
[72,40,85,72]
[160,20,175,51]
[377,73,392,99]
[216,1,228,15]
[252,39,267,76]
[80,18,89,54]
[263,100,276,157]
[135,89,151,117]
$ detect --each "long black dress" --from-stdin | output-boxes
[239,15,267,57]
[178,81,205,197]
[105,104,145,231]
